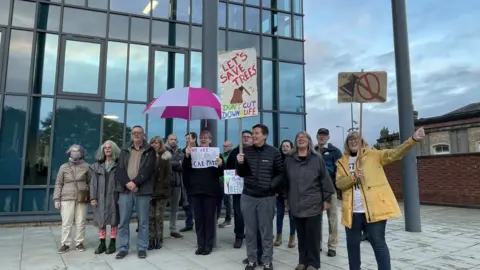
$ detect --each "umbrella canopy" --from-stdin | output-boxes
[144,87,222,120]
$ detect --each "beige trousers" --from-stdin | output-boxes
[60,201,88,246]
[322,192,339,250]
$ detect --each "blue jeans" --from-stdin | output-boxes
[276,196,295,235]
[183,195,194,228]
[346,213,391,270]
[118,193,151,252]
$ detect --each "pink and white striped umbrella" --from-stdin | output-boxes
[143,87,222,120]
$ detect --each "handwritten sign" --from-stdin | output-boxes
[224,170,244,195]
[191,147,220,169]
[218,48,258,120]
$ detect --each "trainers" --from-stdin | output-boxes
[58,245,69,254]
[115,250,128,259]
[138,250,147,259]
[218,220,232,228]
[76,243,85,252]
[264,263,274,270]
[245,261,257,270]
[233,238,243,248]
[170,232,184,238]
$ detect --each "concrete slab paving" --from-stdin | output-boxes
[0,204,479,270]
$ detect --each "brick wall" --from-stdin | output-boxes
[385,153,480,207]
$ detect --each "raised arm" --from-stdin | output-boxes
[379,137,416,166]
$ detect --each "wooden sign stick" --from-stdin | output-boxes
[238,118,243,154]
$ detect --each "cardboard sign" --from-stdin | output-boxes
[191,147,220,168]
[224,170,244,195]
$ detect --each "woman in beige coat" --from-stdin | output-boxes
[53,144,91,254]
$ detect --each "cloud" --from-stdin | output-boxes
[304,0,480,146]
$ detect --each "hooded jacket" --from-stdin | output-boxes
[152,150,173,200]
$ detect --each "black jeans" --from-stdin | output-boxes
[216,192,232,222]
[191,195,217,250]
[294,214,322,269]
[346,213,391,270]
[183,195,194,228]
[232,194,244,238]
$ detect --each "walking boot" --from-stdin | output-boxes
[154,237,163,249]
[147,238,155,250]
[106,238,116,254]
[274,234,282,246]
[288,234,296,248]
[94,239,107,254]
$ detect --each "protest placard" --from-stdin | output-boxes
[191,147,220,169]
[224,170,244,195]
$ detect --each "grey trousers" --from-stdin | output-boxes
[169,186,182,233]
[241,194,276,264]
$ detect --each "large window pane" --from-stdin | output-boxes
[174,53,185,88]
[275,0,291,11]
[262,60,273,110]
[219,30,226,51]
[126,103,146,139]
[151,20,169,45]
[37,4,60,32]
[22,189,46,212]
[65,0,85,6]
[245,7,260,32]
[152,0,170,19]
[262,112,274,145]
[279,114,304,142]
[278,39,303,62]
[219,2,226,28]
[246,0,260,6]
[228,4,243,30]
[191,0,203,24]
[130,17,150,43]
[63,8,107,38]
[175,0,190,22]
[12,0,36,28]
[153,51,168,97]
[109,14,129,40]
[174,24,189,48]
[0,190,19,213]
[103,102,125,147]
[147,115,166,141]
[275,13,291,37]
[33,33,58,95]
[24,97,53,186]
[110,0,152,16]
[50,99,101,184]
[228,32,260,53]
[6,30,33,93]
[293,0,302,13]
[262,36,272,58]
[191,26,202,50]
[173,120,200,147]
[127,44,148,101]
[279,63,304,112]
[294,16,303,39]
[190,51,202,87]
[262,10,271,34]
[261,0,270,8]
[62,40,101,95]
[0,96,27,185]
[105,42,128,100]
[0,0,11,25]
[88,0,108,9]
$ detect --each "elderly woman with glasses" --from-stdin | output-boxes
[53,144,91,254]
[90,140,121,255]
[284,131,335,270]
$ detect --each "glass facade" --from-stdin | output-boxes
[0,0,305,219]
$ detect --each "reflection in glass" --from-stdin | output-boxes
[262,10,271,34]
[262,36,272,58]
[88,0,108,9]
[105,42,128,100]
[152,0,170,19]
[152,20,169,45]
[0,0,11,25]
[147,115,166,141]
[278,39,303,62]
[190,51,202,87]
[230,0,243,3]
[33,33,58,95]
[109,14,129,40]
[130,17,150,43]
[191,0,203,24]
[50,99,102,184]
[275,0,291,11]
[103,102,126,147]
[24,97,53,186]
[275,13,291,37]
[218,2,226,28]
[63,8,107,38]
[174,0,190,22]
[126,103,146,139]
[127,44,148,101]
[293,0,302,13]
[228,32,260,53]
[6,30,33,93]
[262,112,274,145]
[110,0,152,16]
[227,116,260,146]
[191,26,202,50]
[174,24,189,48]
[246,0,260,5]
[48,188,56,211]
[261,0,270,8]
[174,53,185,88]
[62,40,101,95]
[219,30,226,51]
[228,4,243,30]
[245,7,260,32]
[37,4,60,31]
[22,189,46,212]
[12,0,36,28]
[153,51,168,98]
[279,114,305,142]
[279,63,304,112]
[262,60,273,110]
[0,190,19,213]
[294,16,303,39]
[0,96,27,185]
[217,120,225,148]
[65,0,85,6]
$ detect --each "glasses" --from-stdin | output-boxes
[348,139,359,143]
[132,131,143,136]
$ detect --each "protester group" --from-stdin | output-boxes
[53,122,425,270]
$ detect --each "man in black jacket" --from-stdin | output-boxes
[236,124,284,270]
[115,126,156,260]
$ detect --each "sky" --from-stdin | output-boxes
[303,0,480,148]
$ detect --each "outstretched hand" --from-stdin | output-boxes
[413,127,425,141]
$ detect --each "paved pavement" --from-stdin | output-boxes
[1,204,479,270]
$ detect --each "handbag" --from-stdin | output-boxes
[70,165,90,203]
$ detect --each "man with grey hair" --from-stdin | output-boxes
[115,125,156,259]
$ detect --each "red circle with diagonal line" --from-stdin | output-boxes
[356,73,380,101]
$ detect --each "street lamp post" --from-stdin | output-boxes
[336,125,345,143]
